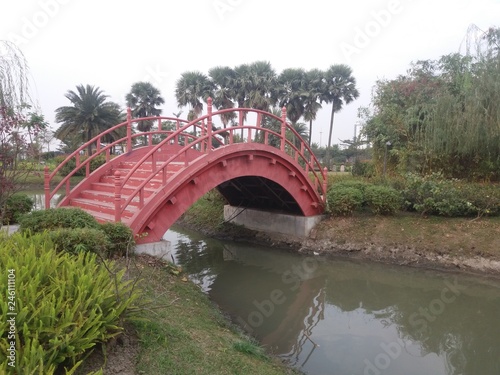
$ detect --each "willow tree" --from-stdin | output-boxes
[364,26,500,180]
[0,41,44,225]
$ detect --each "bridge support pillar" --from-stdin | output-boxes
[134,240,172,260]
[224,205,324,238]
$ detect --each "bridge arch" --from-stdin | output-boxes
[45,98,328,243]
[131,144,324,242]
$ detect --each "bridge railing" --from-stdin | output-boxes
[44,111,195,208]
[116,98,327,221]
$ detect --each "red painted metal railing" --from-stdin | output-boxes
[44,111,192,208]
[45,99,328,221]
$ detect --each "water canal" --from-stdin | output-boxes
[164,225,500,375]
[24,191,500,374]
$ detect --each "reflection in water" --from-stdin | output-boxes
[24,190,62,210]
[165,226,500,375]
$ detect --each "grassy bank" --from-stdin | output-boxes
[179,189,500,270]
[127,255,298,375]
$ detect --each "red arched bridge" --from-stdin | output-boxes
[44,98,327,243]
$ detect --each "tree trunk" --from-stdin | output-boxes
[308,119,313,146]
[328,103,335,149]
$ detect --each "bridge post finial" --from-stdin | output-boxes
[280,106,287,152]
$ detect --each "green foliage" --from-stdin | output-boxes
[0,231,140,374]
[352,159,375,177]
[49,227,111,256]
[364,185,402,215]
[1,193,34,224]
[56,154,107,177]
[18,207,100,233]
[327,185,363,216]
[402,173,478,216]
[100,222,135,257]
[362,26,500,181]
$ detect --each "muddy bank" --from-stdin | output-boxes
[177,213,500,278]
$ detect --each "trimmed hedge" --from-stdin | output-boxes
[18,208,100,233]
[327,186,363,216]
[364,185,402,215]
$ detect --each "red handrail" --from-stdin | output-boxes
[115,103,327,220]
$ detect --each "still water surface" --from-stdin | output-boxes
[164,225,500,375]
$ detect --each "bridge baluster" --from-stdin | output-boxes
[126,108,132,153]
[207,97,212,153]
[44,166,50,209]
[280,107,287,152]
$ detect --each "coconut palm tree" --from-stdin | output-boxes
[175,71,212,120]
[303,69,324,146]
[55,84,123,155]
[323,65,359,148]
[125,81,164,133]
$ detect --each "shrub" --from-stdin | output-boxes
[50,227,111,256]
[364,185,402,215]
[352,159,375,177]
[327,186,364,216]
[0,231,140,374]
[18,207,100,233]
[402,173,478,217]
[100,222,135,257]
[1,193,34,225]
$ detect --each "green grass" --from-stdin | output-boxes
[127,256,299,375]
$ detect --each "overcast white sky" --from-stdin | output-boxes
[1,0,499,147]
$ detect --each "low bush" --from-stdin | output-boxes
[18,207,100,233]
[1,193,34,225]
[0,231,139,374]
[364,185,402,215]
[50,227,111,256]
[327,185,364,216]
[402,173,478,217]
[100,222,135,257]
[352,159,375,178]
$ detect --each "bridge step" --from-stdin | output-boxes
[100,175,164,189]
[79,190,153,204]
[90,182,155,196]
[70,197,136,218]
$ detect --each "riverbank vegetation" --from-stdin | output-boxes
[1,207,298,374]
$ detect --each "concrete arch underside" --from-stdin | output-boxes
[130,144,324,243]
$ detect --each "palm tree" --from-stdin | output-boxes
[125,81,164,133]
[55,84,123,155]
[175,71,212,120]
[208,66,237,128]
[323,65,359,148]
[277,68,306,125]
[303,69,324,146]
[245,61,277,111]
